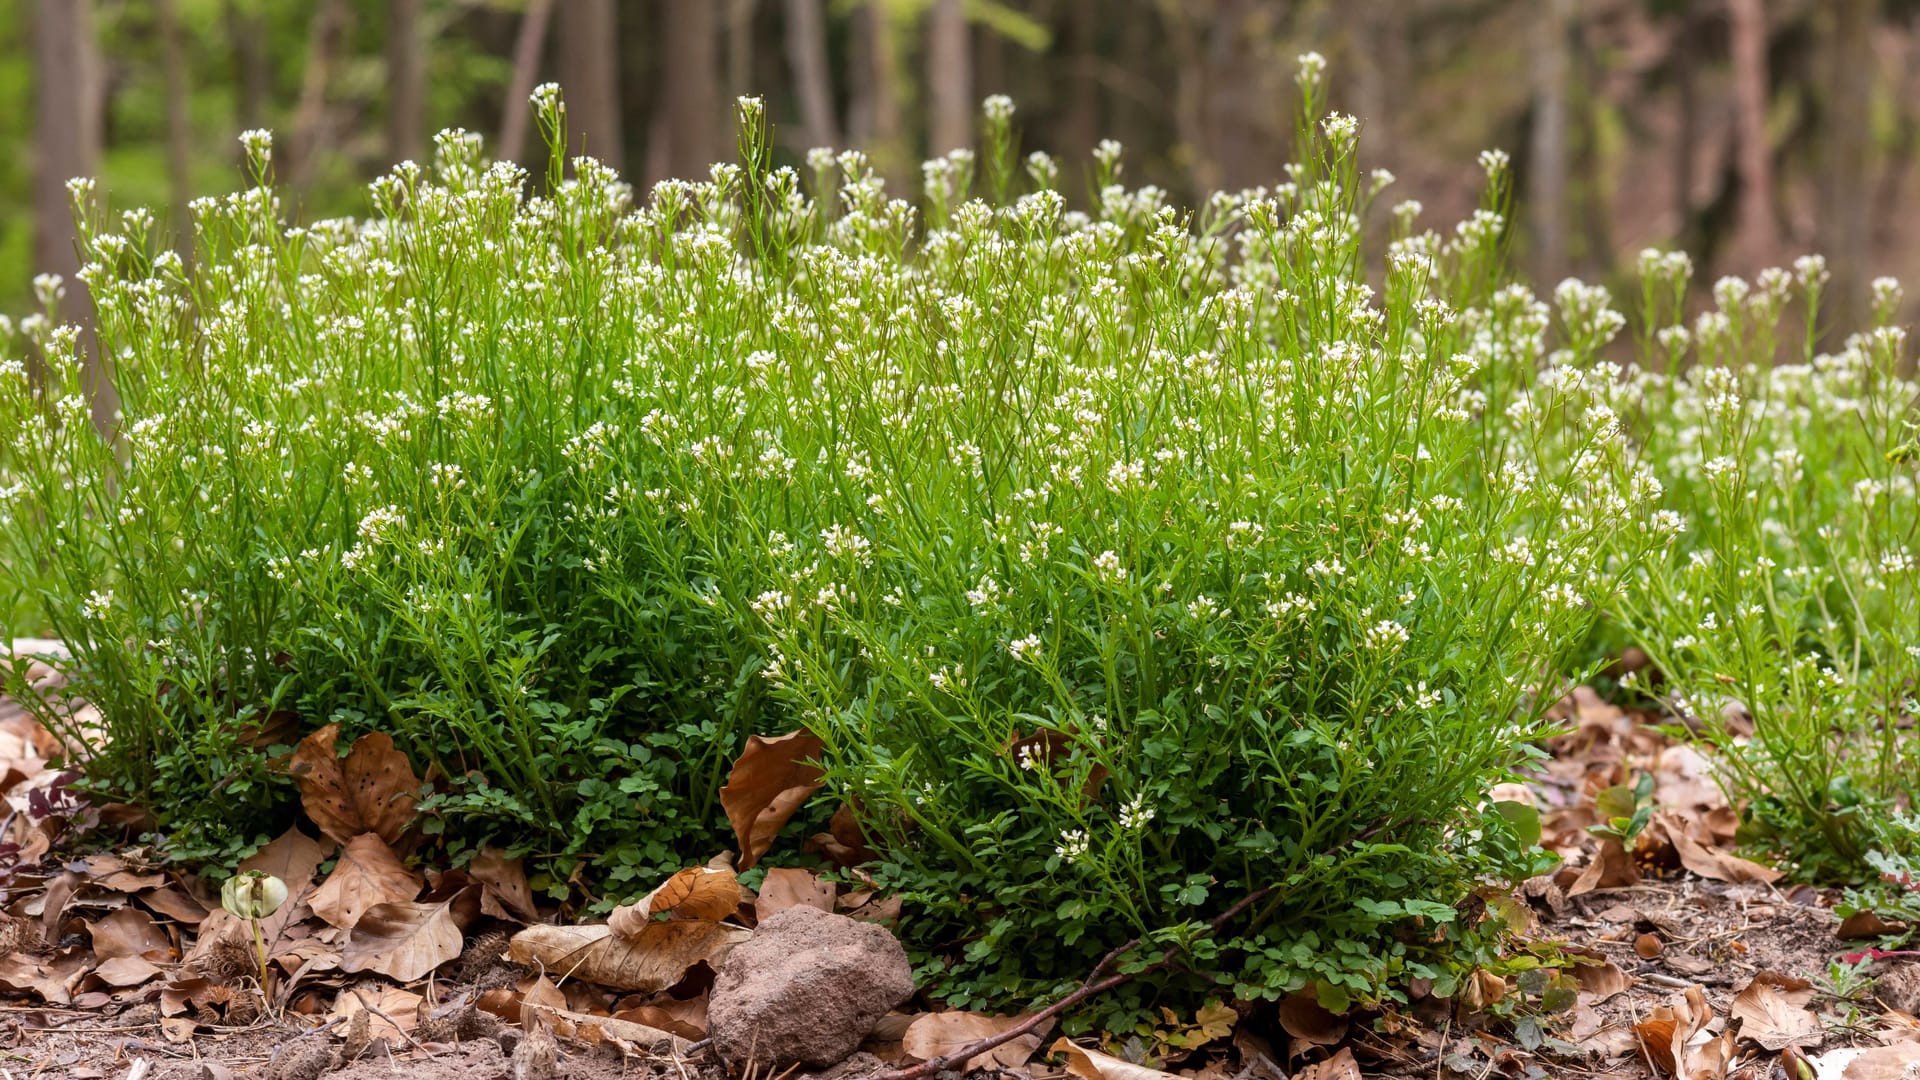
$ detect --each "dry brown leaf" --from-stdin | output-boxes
[1570,837,1642,896]
[286,724,420,846]
[0,949,90,1004]
[88,906,171,961]
[1636,933,1666,959]
[720,730,825,870]
[614,1003,707,1040]
[1634,985,1732,1079]
[1731,972,1823,1051]
[309,833,422,930]
[1276,990,1347,1048]
[508,919,750,993]
[138,885,209,926]
[90,955,164,988]
[1802,1042,1920,1079]
[609,866,741,934]
[341,885,479,981]
[1291,1047,1363,1080]
[1568,952,1632,1001]
[1655,813,1784,884]
[469,847,541,923]
[543,1006,695,1053]
[185,828,328,969]
[1052,1037,1166,1080]
[328,983,423,1043]
[807,802,876,869]
[755,867,836,921]
[905,1011,1049,1070]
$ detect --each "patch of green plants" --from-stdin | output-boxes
[1604,255,1920,883]
[1,55,1912,1026]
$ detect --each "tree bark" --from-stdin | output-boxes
[288,0,353,193]
[727,0,757,103]
[497,0,555,164]
[782,0,838,151]
[1726,0,1778,272]
[850,1,903,190]
[1060,0,1099,179]
[155,0,195,265]
[927,0,971,154]
[33,0,102,300]
[1820,0,1874,335]
[558,0,625,170]
[387,0,426,164]
[226,0,269,142]
[1529,0,1573,284]
[647,0,719,183]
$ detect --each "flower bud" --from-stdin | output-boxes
[221,870,288,920]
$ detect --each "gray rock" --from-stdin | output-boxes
[708,905,915,1071]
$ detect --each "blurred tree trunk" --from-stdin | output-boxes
[1726,0,1777,272]
[498,0,555,164]
[288,0,352,193]
[1060,0,1099,171]
[1161,0,1276,196]
[559,0,625,170]
[1820,0,1874,335]
[849,1,904,191]
[727,0,758,103]
[928,0,971,154]
[33,0,111,423]
[226,0,269,142]
[782,0,838,151]
[387,0,426,164]
[1673,9,1701,250]
[1529,0,1572,284]
[155,0,195,266]
[647,0,718,182]
[975,19,1005,98]
[1347,0,1407,179]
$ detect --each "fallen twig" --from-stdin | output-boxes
[875,887,1275,1080]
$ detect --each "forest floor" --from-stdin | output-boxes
[3,651,1917,1080]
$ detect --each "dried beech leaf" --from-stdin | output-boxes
[287,724,420,846]
[469,847,541,923]
[905,1011,1049,1070]
[328,983,424,1042]
[342,886,479,981]
[88,906,170,961]
[91,955,164,988]
[755,867,836,921]
[508,920,749,993]
[1569,837,1641,896]
[720,731,825,871]
[1052,1038,1165,1080]
[1292,1049,1363,1080]
[309,833,422,930]
[1731,973,1823,1051]
[609,866,741,935]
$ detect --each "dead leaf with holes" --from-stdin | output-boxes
[309,833,422,930]
[720,731,826,870]
[342,885,479,981]
[904,1011,1050,1070]
[469,847,541,923]
[285,724,420,846]
[1731,972,1823,1051]
[1053,1038,1167,1080]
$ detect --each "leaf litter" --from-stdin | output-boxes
[4,663,1920,1079]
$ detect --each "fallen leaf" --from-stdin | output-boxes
[508,920,749,993]
[1801,1042,1920,1079]
[90,955,164,988]
[1276,990,1347,1048]
[286,724,420,847]
[0,949,90,1004]
[1637,933,1666,959]
[88,906,171,961]
[720,730,825,871]
[905,1011,1049,1070]
[309,833,422,930]
[1655,813,1784,884]
[1053,1037,1166,1080]
[342,886,479,981]
[138,886,209,926]
[1731,972,1823,1051]
[1568,952,1632,1001]
[755,867,836,921]
[807,803,876,868]
[542,1006,696,1053]
[328,983,423,1043]
[609,866,741,932]
[1634,985,1733,1079]
[1291,1047,1362,1080]
[469,847,541,923]
[614,1002,707,1040]
[1570,837,1641,896]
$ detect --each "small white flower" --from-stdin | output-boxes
[1055,828,1089,864]
[1009,634,1042,663]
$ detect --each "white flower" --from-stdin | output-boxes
[1092,549,1127,584]
[1008,634,1042,663]
[1120,791,1156,830]
[1055,828,1089,864]
[81,589,114,621]
[1363,620,1409,650]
